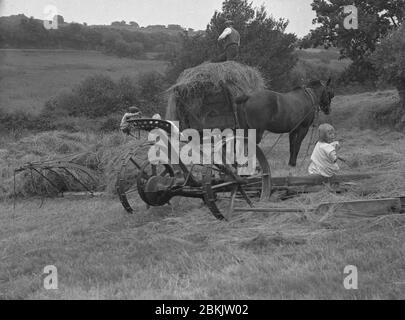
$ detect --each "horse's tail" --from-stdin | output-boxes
[235,94,250,105]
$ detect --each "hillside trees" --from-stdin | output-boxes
[167,0,297,90]
[305,0,405,83]
[0,15,181,58]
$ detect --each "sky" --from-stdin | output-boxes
[0,0,316,37]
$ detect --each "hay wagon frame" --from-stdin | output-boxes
[116,83,272,220]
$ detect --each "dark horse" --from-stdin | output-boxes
[235,78,335,167]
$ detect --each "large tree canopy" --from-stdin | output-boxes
[372,24,405,109]
[167,0,297,91]
[304,0,405,82]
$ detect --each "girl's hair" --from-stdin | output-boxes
[318,123,335,142]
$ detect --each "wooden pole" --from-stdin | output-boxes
[245,173,373,188]
[234,207,306,213]
[316,198,403,219]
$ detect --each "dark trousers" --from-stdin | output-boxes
[212,44,239,63]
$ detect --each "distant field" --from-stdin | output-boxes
[294,48,351,79]
[0,49,168,115]
[296,47,342,61]
[0,48,352,116]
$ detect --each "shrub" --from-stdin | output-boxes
[115,76,140,111]
[75,74,119,117]
[137,71,167,115]
[0,108,52,132]
[99,115,123,132]
[42,74,139,119]
[41,73,167,123]
[137,72,165,103]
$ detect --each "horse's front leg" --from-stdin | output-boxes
[288,131,297,167]
[289,126,310,167]
[256,129,264,144]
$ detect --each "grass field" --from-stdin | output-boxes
[1,89,404,299]
[0,49,168,115]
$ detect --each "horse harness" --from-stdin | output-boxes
[303,87,320,128]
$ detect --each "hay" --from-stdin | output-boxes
[0,131,144,199]
[166,61,265,123]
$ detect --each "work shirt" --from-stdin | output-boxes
[218,27,240,47]
[308,141,339,177]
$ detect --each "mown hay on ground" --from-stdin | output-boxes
[0,131,144,198]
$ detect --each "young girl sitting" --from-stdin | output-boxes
[308,123,341,177]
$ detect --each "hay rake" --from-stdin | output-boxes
[13,159,99,203]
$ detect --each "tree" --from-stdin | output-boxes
[129,21,139,28]
[56,15,64,25]
[372,24,405,109]
[18,17,49,47]
[306,0,405,83]
[240,6,297,88]
[166,32,213,82]
[167,0,297,90]
[114,39,132,57]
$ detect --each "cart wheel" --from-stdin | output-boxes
[202,144,271,220]
[116,142,154,213]
[136,161,175,206]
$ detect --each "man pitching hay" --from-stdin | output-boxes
[212,20,240,62]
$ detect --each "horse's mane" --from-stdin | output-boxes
[292,86,304,91]
[307,80,322,88]
[291,80,322,92]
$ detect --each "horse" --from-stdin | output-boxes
[235,78,335,167]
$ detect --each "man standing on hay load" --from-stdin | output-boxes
[212,20,240,62]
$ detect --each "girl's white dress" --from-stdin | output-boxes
[308,141,339,177]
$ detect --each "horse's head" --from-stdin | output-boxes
[308,78,334,115]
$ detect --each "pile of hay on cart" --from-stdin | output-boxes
[166,61,265,130]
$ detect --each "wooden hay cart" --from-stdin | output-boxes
[116,83,271,220]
